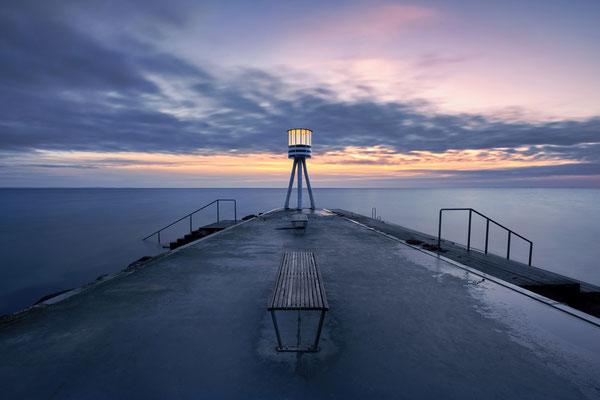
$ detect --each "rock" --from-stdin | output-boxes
[242,214,257,221]
[95,274,109,281]
[125,255,154,271]
[406,239,424,245]
[34,289,72,305]
[127,256,152,267]
[422,243,447,253]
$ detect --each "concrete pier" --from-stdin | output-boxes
[332,209,600,317]
[1,209,599,398]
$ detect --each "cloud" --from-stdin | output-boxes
[312,4,440,37]
[416,54,469,69]
[433,162,600,179]
[0,0,599,187]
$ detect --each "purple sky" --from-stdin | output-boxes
[1,0,599,187]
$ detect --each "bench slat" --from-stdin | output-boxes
[308,255,321,307]
[310,253,322,309]
[273,253,290,309]
[268,251,328,311]
[283,253,292,308]
[306,253,317,308]
[288,252,296,309]
[287,252,297,308]
[304,252,310,308]
[313,253,329,309]
[296,252,302,307]
[312,253,319,308]
[298,253,304,308]
[301,252,308,308]
[269,253,285,309]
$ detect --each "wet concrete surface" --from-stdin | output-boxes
[1,209,599,399]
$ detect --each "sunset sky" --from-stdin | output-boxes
[1,0,599,187]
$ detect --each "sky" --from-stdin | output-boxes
[1,0,599,188]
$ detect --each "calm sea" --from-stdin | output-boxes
[1,188,598,315]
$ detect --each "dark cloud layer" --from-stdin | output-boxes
[436,163,600,179]
[1,1,599,184]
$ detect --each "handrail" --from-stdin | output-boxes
[371,208,382,221]
[437,208,533,266]
[143,199,237,244]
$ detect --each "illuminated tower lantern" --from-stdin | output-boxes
[284,128,316,210]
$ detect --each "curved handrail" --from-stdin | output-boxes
[437,208,533,266]
[143,199,237,243]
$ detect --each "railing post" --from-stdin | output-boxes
[432,208,532,265]
[143,198,239,242]
[485,219,489,254]
[437,209,443,250]
[467,209,472,251]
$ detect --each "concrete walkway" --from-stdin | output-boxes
[332,209,600,317]
[1,209,599,399]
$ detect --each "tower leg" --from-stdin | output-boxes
[297,157,303,210]
[284,159,298,209]
[302,158,316,210]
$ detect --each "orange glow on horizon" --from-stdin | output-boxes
[30,146,580,181]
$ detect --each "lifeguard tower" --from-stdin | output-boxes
[284,128,315,210]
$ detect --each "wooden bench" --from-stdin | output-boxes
[268,251,328,352]
[291,213,308,233]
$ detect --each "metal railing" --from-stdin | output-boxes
[437,208,533,266]
[143,199,237,244]
[371,208,382,220]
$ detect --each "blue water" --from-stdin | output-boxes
[1,188,599,315]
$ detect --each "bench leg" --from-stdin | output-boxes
[312,310,326,350]
[271,310,325,352]
[296,311,302,347]
[291,222,307,234]
[270,311,283,350]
